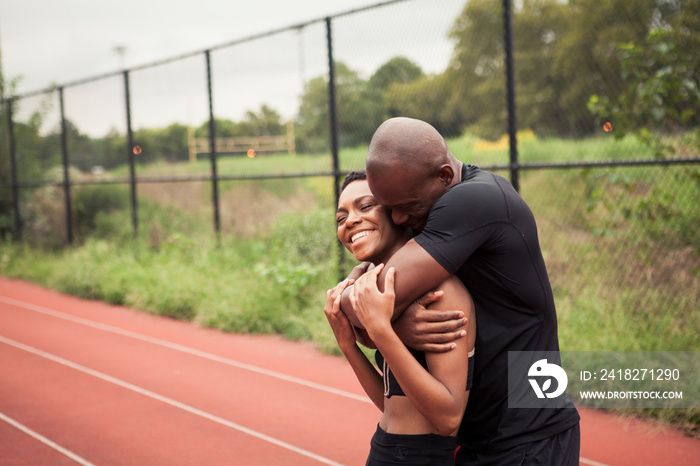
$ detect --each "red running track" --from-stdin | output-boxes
[0,277,697,465]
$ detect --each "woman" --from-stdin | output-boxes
[324,170,476,465]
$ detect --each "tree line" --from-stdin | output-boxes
[2,0,698,175]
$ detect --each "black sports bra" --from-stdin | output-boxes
[375,347,475,398]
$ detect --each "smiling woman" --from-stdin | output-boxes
[335,171,412,265]
[324,170,476,466]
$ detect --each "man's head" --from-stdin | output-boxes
[366,117,460,232]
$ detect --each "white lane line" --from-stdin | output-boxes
[0,335,344,466]
[580,458,612,466]
[0,411,96,466]
[0,296,371,404]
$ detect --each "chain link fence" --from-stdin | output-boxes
[1,0,698,348]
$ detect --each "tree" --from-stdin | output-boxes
[0,72,54,238]
[447,0,691,138]
[588,27,700,157]
[447,0,509,139]
[295,75,329,153]
[549,0,659,135]
[95,129,126,170]
[511,0,569,136]
[238,105,285,137]
[37,119,95,171]
[131,123,189,164]
[196,118,238,138]
[296,62,384,152]
[363,57,430,133]
[158,124,189,162]
[3,99,48,183]
[368,57,424,91]
[384,72,463,137]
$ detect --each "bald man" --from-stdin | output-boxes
[342,117,580,465]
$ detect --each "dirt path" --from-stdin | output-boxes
[0,277,697,465]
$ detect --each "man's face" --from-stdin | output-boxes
[367,168,446,233]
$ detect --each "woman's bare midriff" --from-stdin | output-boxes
[379,397,458,436]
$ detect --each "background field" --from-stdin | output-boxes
[3,134,698,406]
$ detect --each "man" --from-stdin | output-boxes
[342,117,580,465]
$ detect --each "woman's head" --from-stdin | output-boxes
[336,170,411,264]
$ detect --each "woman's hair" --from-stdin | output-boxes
[340,170,367,192]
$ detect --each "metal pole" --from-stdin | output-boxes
[5,97,20,240]
[124,70,138,238]
[58,87,73,244]
[205,50,221,235]
[326,17,340,203]
[503,0,519,192]
[326,17,345,278]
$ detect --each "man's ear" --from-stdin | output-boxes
[436,164,454,186]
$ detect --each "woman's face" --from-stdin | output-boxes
[336,180,409,264]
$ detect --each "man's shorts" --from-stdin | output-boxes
[455,422,580,466]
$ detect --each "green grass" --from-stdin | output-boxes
[4,132,699,433]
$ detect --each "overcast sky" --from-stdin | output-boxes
[0,0,463,135]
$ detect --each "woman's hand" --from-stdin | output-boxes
[323,279,357,353]
[349,264,395,337]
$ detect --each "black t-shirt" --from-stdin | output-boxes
[414,165,579,452]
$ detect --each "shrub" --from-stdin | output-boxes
[73,185,130,238]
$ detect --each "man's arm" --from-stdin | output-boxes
[341,239,449,321]
[377,238,451,317]
[340,239,465,352]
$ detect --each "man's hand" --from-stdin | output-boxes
[393,289,468,352]
[347,262,371,281]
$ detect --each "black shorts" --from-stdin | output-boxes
[455,422,581,466]
[366,424,459,465]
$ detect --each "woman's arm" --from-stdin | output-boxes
[324,280,384,410]
[340,341,385,411]
[350,266,473,436]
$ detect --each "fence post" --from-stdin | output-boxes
[502,0,519,192]
[123,70,138,238]
[205,50,221,236]
[58,87,73,245]
[326,17,340,203]
[5,97,20,240]
[326,16,345,278]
